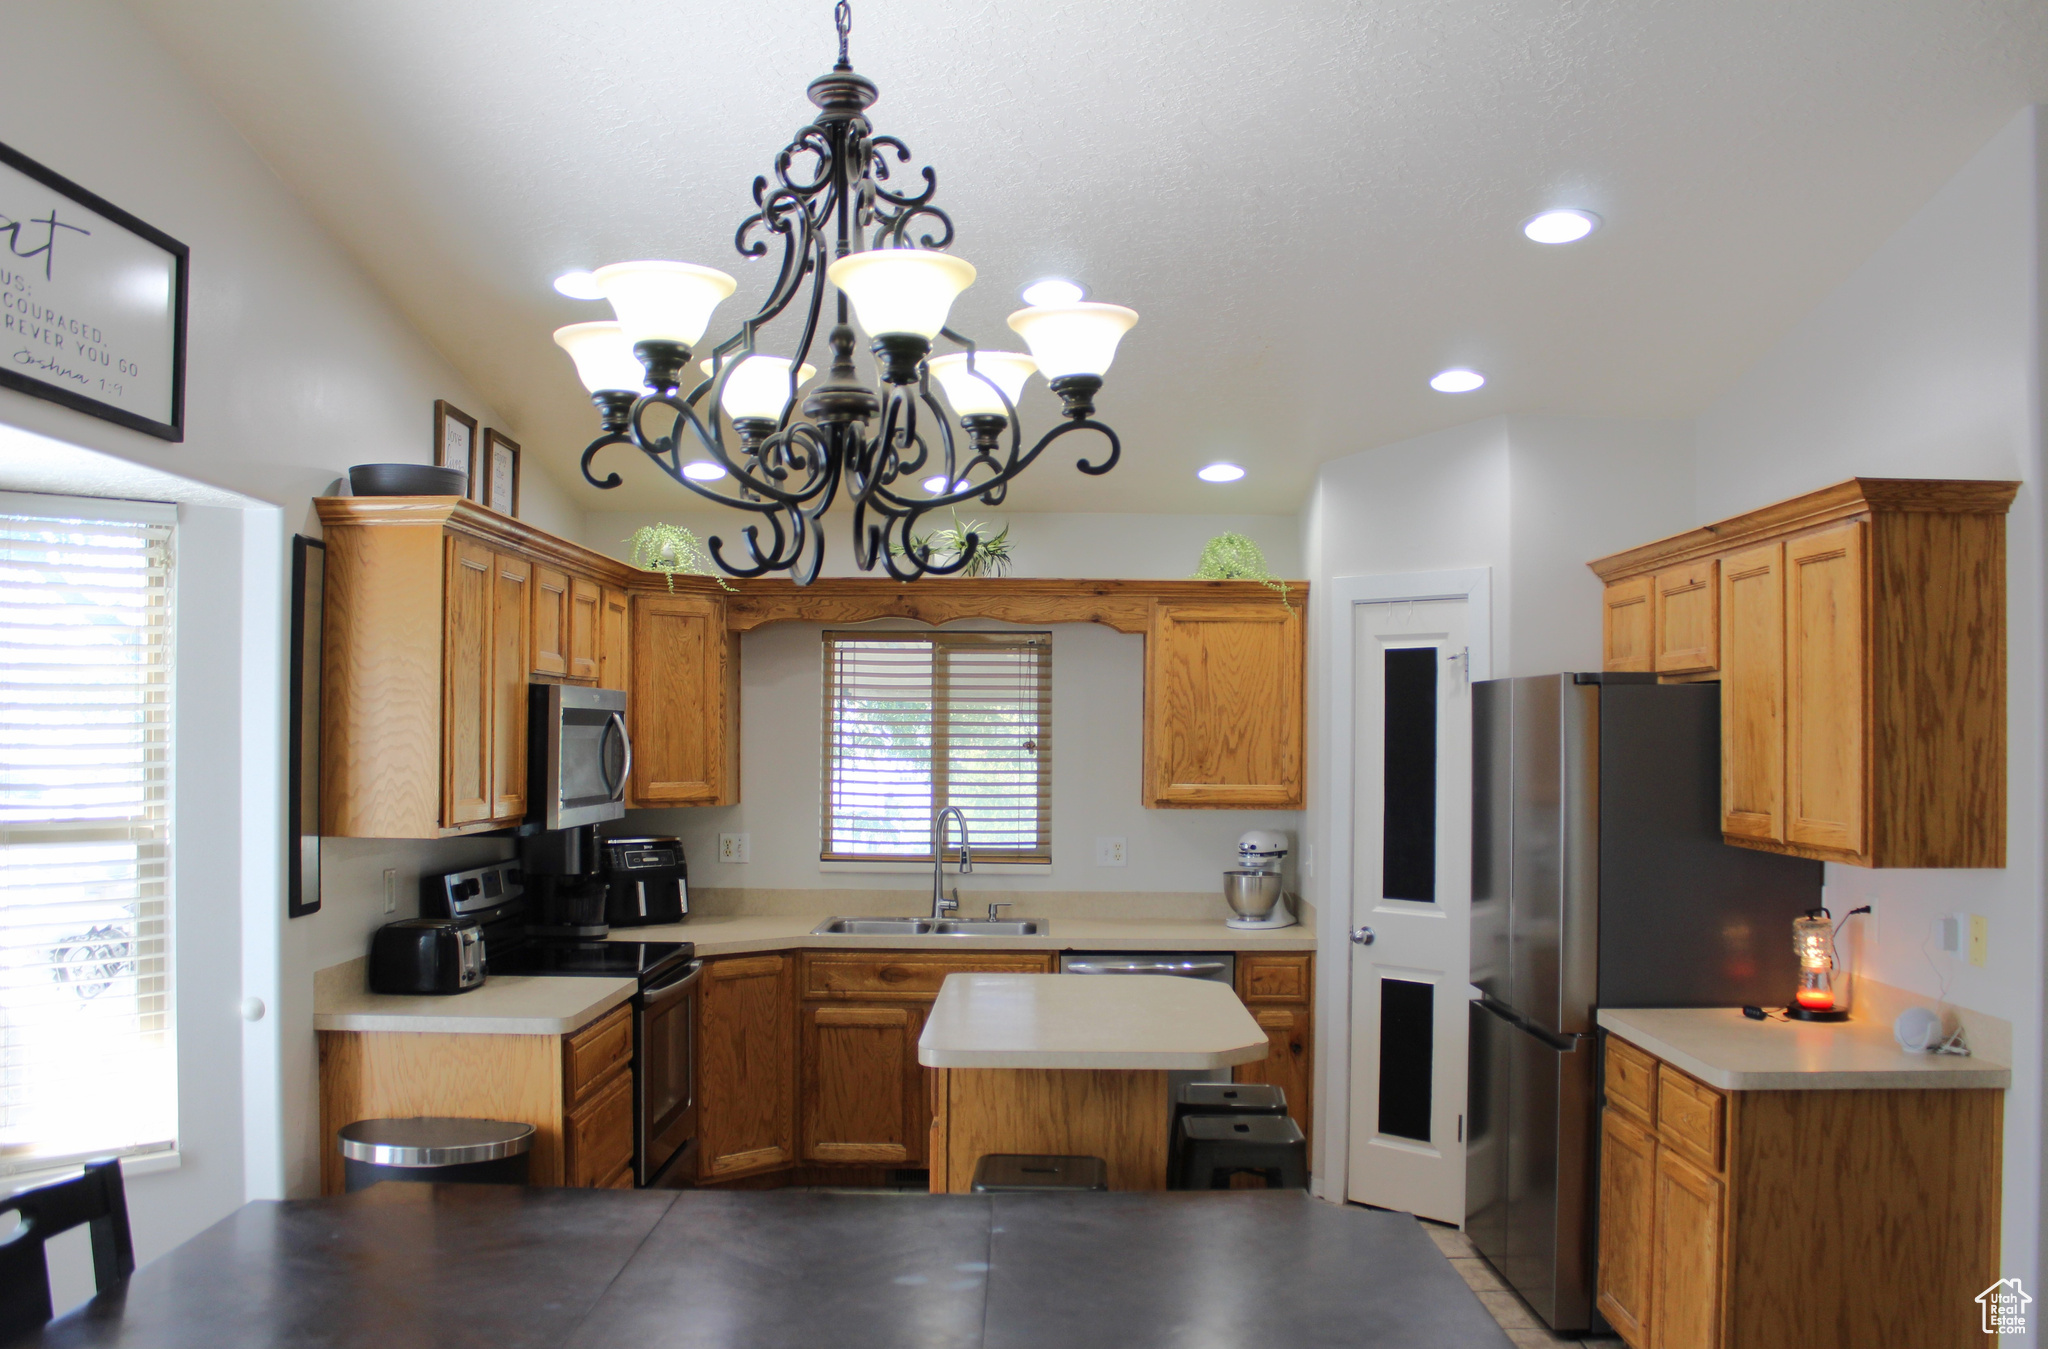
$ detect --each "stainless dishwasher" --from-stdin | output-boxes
[1058,952,1238,1091]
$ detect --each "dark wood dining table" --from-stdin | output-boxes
[24,1185,1514,1348]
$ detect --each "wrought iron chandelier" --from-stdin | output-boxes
[554,2,1139,585]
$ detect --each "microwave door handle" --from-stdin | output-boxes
[604,711,633,800]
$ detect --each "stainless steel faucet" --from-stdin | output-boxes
[930,806,973,918]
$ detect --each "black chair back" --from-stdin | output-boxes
[0,1159,135,1341]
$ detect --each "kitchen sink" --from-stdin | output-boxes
[810,916,1049,937]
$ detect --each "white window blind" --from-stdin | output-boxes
[0,500,174,1175]
[822,631,1050,862]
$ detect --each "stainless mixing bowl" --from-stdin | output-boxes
[1222,869,1283,920]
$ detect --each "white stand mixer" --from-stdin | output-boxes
[1223,829,1296,929]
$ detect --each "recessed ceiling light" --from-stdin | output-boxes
[682,461,727,481]
[1429,368,1486,393]
[1021,278,1085,307]
[1521,210,1600,245]
[553,270,606,300]
[1197,462,1246,483]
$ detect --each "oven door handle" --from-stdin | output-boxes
[640,960,703,1009]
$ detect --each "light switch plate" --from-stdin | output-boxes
[1968,914,1988,968]
[1094,836,1127,867]
[719,833,751,864]
[1938,915,1962,954]
[382,868,398,914]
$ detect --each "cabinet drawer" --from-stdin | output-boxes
[564,1069,635,1187]
[564,1004,634,1106]
[1239,954,1311,1004]
[1656,1066,1725,1172]
[802,952,1052,1000]
[1604,1036,1657,1126]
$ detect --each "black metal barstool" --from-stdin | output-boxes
[338,1118,536,1191]
[1169,1082,1288,1183]
[970,1154,1110,1192]
[0,1158,134,1342]
[1178,1114,1309,1190]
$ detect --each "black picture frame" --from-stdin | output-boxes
[0,140,189,441]
[288,535,325,918]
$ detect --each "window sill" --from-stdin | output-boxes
[817,860,1053,875]
[0,1145,179,1197]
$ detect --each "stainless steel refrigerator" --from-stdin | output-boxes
[1463,673,1822,1331]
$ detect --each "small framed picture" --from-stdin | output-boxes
[484,429,521,517]
[434,400,479,497]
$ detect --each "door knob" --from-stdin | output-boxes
[1350,926,1376,946]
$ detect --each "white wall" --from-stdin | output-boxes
[1692,107,2045,1288]
[0,0,581,1286]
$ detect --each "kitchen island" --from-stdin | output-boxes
[920,973,1269,1192]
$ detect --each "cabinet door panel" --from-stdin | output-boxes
[1719,543,1785,842]
[1233,1004,1313,1161]
[630,593,736,806]
[1785,522,1867,856]
[563,1068,635,1188]
[1651,1146,1725,1349]
[599,586,631,697]
[532,565,570,677]
[568,576,601,682]
[1603,576,1655,673]
[1596,1107,1656,1347]
[1654,561,1718,674]
[489,553,530,821]
[801,1003,922,1165]
[1145,602,1303,807]
[699,955,795,1179]
[441,537,494,826]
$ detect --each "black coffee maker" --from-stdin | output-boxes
[521,825,609,938]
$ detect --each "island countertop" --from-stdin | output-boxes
[918,972,1268,1070]
[1598,1007,2012,1091]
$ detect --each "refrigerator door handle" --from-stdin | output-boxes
[1475,992,1588,1053]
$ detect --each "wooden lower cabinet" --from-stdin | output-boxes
[1595,1033,2001,1349]
[801,1001,926,1165]
[1233,953,1314,1156]
[316,1001,635,1194]
[698,955,798,1180]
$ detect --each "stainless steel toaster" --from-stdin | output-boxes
[368,917,486,995]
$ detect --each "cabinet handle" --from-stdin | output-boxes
[1289,1040,1304,1056]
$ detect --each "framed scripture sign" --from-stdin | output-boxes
[0,141,189,441]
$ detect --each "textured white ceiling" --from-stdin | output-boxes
[125,0,2048,516]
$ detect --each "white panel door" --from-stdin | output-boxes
[1346,597,1472,1223]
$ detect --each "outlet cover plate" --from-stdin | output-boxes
[1095,836,1126,867]
[719,833,751,864]
[1968,914,1989,968]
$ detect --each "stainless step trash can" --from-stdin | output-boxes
[339,1117,536,1191]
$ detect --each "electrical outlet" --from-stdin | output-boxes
[719,833,751,864]
[1094,836,1127,867]
[1968,914,1989,968]
[382,868,398,914]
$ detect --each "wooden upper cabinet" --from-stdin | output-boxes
[598,586,631,696]
[1784,523,1866,856]
[532,565,571,677]
[1144,599,1304,808]
[441,537,494,827]
[1719,542,1785,844]
[568,576,602,682]
[698,955,796,1180]
[631,592,739,807]
[1602,575,1654,673]
[1591,478,2016,868]
[1653,561,1718,674]
[488,553,532,822]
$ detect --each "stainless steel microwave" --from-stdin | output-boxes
[529,684,631,829]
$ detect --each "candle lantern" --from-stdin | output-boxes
[1788,907,1850,1022]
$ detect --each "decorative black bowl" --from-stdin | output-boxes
[348,463,467,497]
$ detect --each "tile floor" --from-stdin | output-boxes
[1419,1221,1625,1349]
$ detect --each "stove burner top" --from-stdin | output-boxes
[487,938,692,983]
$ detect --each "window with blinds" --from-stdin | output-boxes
[822,630,1050,862]
[0,498,175,1175]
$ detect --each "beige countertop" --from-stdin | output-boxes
[1598,1007,2012,1091]
[919,972,1269,1070]
[606,912,1315,956]
[313,959,635,1036]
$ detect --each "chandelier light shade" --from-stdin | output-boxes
[563,1,1137,582]
[927,351,1036,417]
[1006,302,1140,380]
[826,250,977,339]
[699,356,819,421]
[592,260,738,347]
[553,321,647,394]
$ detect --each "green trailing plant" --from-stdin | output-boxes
[1193,531,1291,609]
[625,523,732,591]
[890,515,1014,578]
